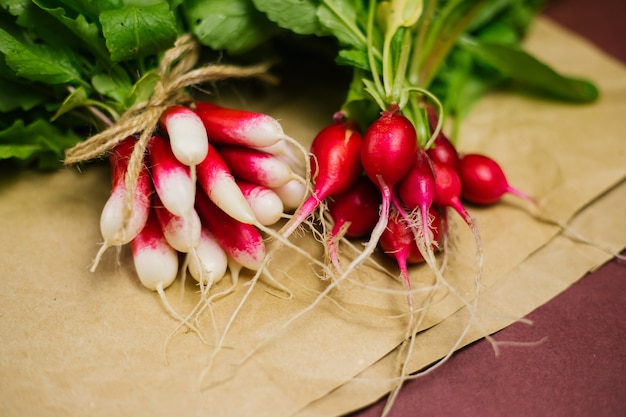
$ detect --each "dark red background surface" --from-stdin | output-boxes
[351,1,626,416]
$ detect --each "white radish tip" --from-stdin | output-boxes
[246,188,285,226]
[165,111,209,166]
[272,180,308,212]
[99,189,150,246]
[156,172,196,217]
[133,248,178,291]
[160,210,202,253]
[188,231,228,286]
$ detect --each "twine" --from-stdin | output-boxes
[64,34,277,236]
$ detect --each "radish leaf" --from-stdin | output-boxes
[459,38,599,102]
[0,27,82,84]
[99,3,177,62]
[252,0,322,35]
[34,0,110,62]
[186,0,279,54]
[0,119,81,169]
[317,0,367,49]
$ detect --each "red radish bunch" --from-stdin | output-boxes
[289,104,536,311]
[92,102,308,296]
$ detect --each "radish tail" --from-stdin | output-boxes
[280,193,322,238]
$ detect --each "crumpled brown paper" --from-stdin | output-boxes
[1,17,625,417]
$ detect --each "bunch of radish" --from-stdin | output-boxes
[278,103,537,317]
[92,102,309,302]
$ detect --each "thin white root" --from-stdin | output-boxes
[255,222,330,273]
[90,241,112,272]
[197,254,270,387]
[232,180,393,372]
[551,218,626,260]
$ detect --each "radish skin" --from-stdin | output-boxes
[425,107,461,170]
[280,117,363,238]
[379,206,442,265]
[327,176,381,271]
[195,102,287,148]
[130,208,179,291]
[194,188,265,271]
[93,136,152,271]
[219,145,299,189]
[458,153,537,205]
[148,135,195,217]
[196,145,256,225]
[237,180,285,226]
[159,105,209,166]
[432,161,472,225]
[395,147,438,264]
[188,227,228,286]
[153,198,202,253]
[255,139,307,177]
[362,107,418,190]
[272,179,308,212]
[358,106,419,270]
[328,176,381,239]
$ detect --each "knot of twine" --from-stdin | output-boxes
[64,34,277,232]
[65,34,277,165]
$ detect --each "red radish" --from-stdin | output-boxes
[130,207,179,292]
[194,102,288,148]
[397,148,436,232]
[196,144,256,225]
[188,226,228,286]
[379,206,442,265]
[424,106,460,169]
[326,176,381,271]
[432,160,484,291]
[272,179,308,212]
[432,161,472,225]
[237,180,285,226]
[328,176,381,239]
[92,136,152,271]
[458,153,536,205]
[280,116,363,238]
[153,196,202,253]
[362,106,417,190]
[194,188,265,272]
[147,135,195,217]
[159,105,208,166]
[379,206,442,320]
[218,145,299,189]
[426,133,460,170]
[357,106,419,268]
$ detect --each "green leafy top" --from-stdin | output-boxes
[0,0,598,169]
[250,0,598,142]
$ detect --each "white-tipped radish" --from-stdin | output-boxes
[153,196,202,253]
[196,144,256,225]
[237,180,285,226]
[130,208,179,292]
[219,145,300,189]
[255,139,307,177]
[93,136,152,271]
[188,227,228,286]
[195,188,265,272]
[159,105,209,166]
[272,179,308,212]
[147,135,196,217]
[194,102,287,148]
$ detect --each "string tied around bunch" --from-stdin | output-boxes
[64,33,277,237]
